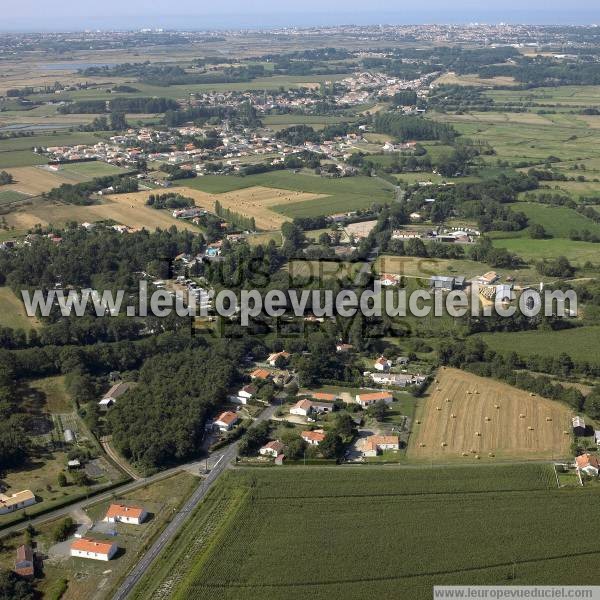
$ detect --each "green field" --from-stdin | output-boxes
[0,149,48,168]
[485,86,600,109]
[0,189,29,204]
[0,286,40,330]
[132,464,600,600]
[58,160,128,180]
[511,202,600,238]
[491,236,599,266]
[178,172,395,218]
[476,326,600,365]
[0,131,106,153]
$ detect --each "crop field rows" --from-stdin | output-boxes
[130,465,600,600]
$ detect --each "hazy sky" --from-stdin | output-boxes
[2,0,598,31]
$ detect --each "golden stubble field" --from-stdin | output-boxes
[111,185,326,230]
[408,367,573,462]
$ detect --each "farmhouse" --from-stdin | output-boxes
[301,430,326,445]
[374,356,392,371]
[214,411,240,432]
[0,490,36,515]
[575,454,600,477]
[572,416,586,436]
[259,440,285,458]
[267,351,290,366]
[362,435,400,457]
[290,399,313,417]
[104,503,148,525]
[14,545,34,578]
[99,382,131,409]
[355,392,394,408]
[430,275,466,290]
[70,538,117,561]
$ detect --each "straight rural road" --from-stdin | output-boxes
[111,403,277,600]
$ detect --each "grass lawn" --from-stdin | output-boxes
[29,375,72,413]
[131,464,600,600]
[476,325,600,365]
[0,286,41,330]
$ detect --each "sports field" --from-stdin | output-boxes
[131,464,600,600]
[408,368,572,461]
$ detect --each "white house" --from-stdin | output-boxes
[290,399,313,417]
[214,411,239,432]
[362,435,400,457]
[355,392,394,408]
[0,490,36,515]
[236,384,257,404]
[379,274,400,287]
[70,538,117,561]
[301,430,326,446]
[374,357,392,371]
[103,503,147,525]
[259,440,285,458]
[370,372,426,387]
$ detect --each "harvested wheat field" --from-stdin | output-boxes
[408,367,573,462]
[3,196,198,232]
[112,185,325,230]
[1,166,71,196]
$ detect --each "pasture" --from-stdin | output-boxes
[0,165,71,196]
[0,149,48,169]
[511,202,600,238]
[476,326,600,366]
[131,464,600,600]
[54,160,128,181]
[408,368,572,461]
[491,236,599,266]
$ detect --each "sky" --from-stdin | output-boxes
[1,0,598,31]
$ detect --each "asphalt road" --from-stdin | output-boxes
[111,403,277,600]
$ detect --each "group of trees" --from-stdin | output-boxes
[58,97,178,114]
[0,171,13,185]
[214,200,256,231]
[146,193,195,210]
[45,174,138,205]
[374,113,457,143]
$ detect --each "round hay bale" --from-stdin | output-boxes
[488,452,495,457]
[419,443,426,447]
[462,452,469,457]
[445,398,451,403]
[436,407,441,411]
[494,404,500,409]
[564,430,569,435]
[416,420,421,425]
[475,454,481,460]
[475,431,481,437]
[528,426,534,431]
[519,413,525,419]
[466,391,472,395]
[436,387,441,391]
[441,442,447,447]
[451,414,456,419]
[546,417,552,422]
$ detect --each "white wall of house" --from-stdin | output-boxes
[70,546,117,561]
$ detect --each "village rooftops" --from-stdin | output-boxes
[364,435,400,452]
[261,440,285,454]
[576,453,600,470]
